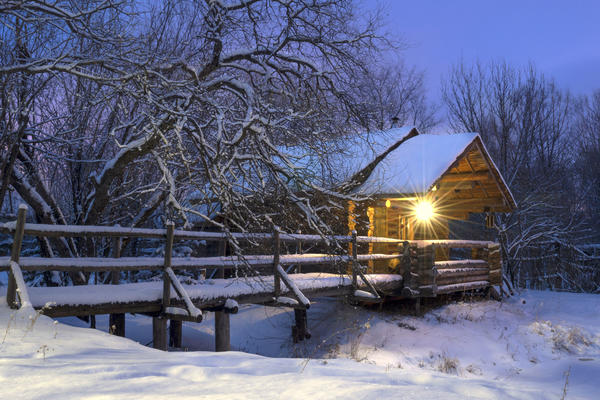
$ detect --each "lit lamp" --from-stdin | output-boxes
[414,200,435,221]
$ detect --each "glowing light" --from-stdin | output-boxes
[414,200,435,221]
[385,199,391,208]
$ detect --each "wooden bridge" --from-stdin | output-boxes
[1,205,502,351]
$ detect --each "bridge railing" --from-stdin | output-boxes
[1,205,408,314]
[1,205,501,316]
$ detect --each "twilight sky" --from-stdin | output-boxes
[370,0,600,100]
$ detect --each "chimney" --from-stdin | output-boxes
[390,116,399,129]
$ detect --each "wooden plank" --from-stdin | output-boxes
[434,260,488,269]
[436,274,490,285]
[421,240,495,249]
[7,205,27,309]
[436,267,489,278]
[437,171,491,183]
[438,181,476,190]
[432,280,490,294]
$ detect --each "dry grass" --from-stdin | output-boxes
[553,327,592,354]
[436,353,460,375]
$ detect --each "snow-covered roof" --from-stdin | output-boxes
[279,125,515,209]
[353,132,479,195]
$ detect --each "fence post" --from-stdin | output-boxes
[273,226,281,297]
[217,230,226,279]
[295,230,302,273]
[7,204,27,309]
[400,241,414,295]
[109,230,125,336]
[351,230,358,290]
[214,232,230,352]
[154,221,174,351]
[417,243,436,296]
[487,243,502,286]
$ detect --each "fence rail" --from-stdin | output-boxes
[0,220,498,247]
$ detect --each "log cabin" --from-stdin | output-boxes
[341,126,516,274]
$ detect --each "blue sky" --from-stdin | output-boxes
[368,0,600,100]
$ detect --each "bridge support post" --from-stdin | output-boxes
[215,311,230,352]
[292,309,310,343]
[109,313,126,337]
[109,233,125,337]
[169,320,182,348]
[153,316,167,350]
[213,232,230,352]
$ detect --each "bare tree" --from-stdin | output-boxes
[344,60,438,132]
[0,0,396,282]
[573,90,600,241]
[442,60,585,289]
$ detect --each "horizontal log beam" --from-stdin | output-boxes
[437,181,476,190]
[433,280,490,294]
[0,222,404,244]
[163,307,203,323]
[416,241,495,249]
[437,172,491,183]
[435,267,489,278]
[0,253,402,272]
[436,274,490,286]
[434,260,489,268]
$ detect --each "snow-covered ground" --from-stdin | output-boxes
[1,291,598,399]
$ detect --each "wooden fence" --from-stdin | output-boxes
[1,204,502,350]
